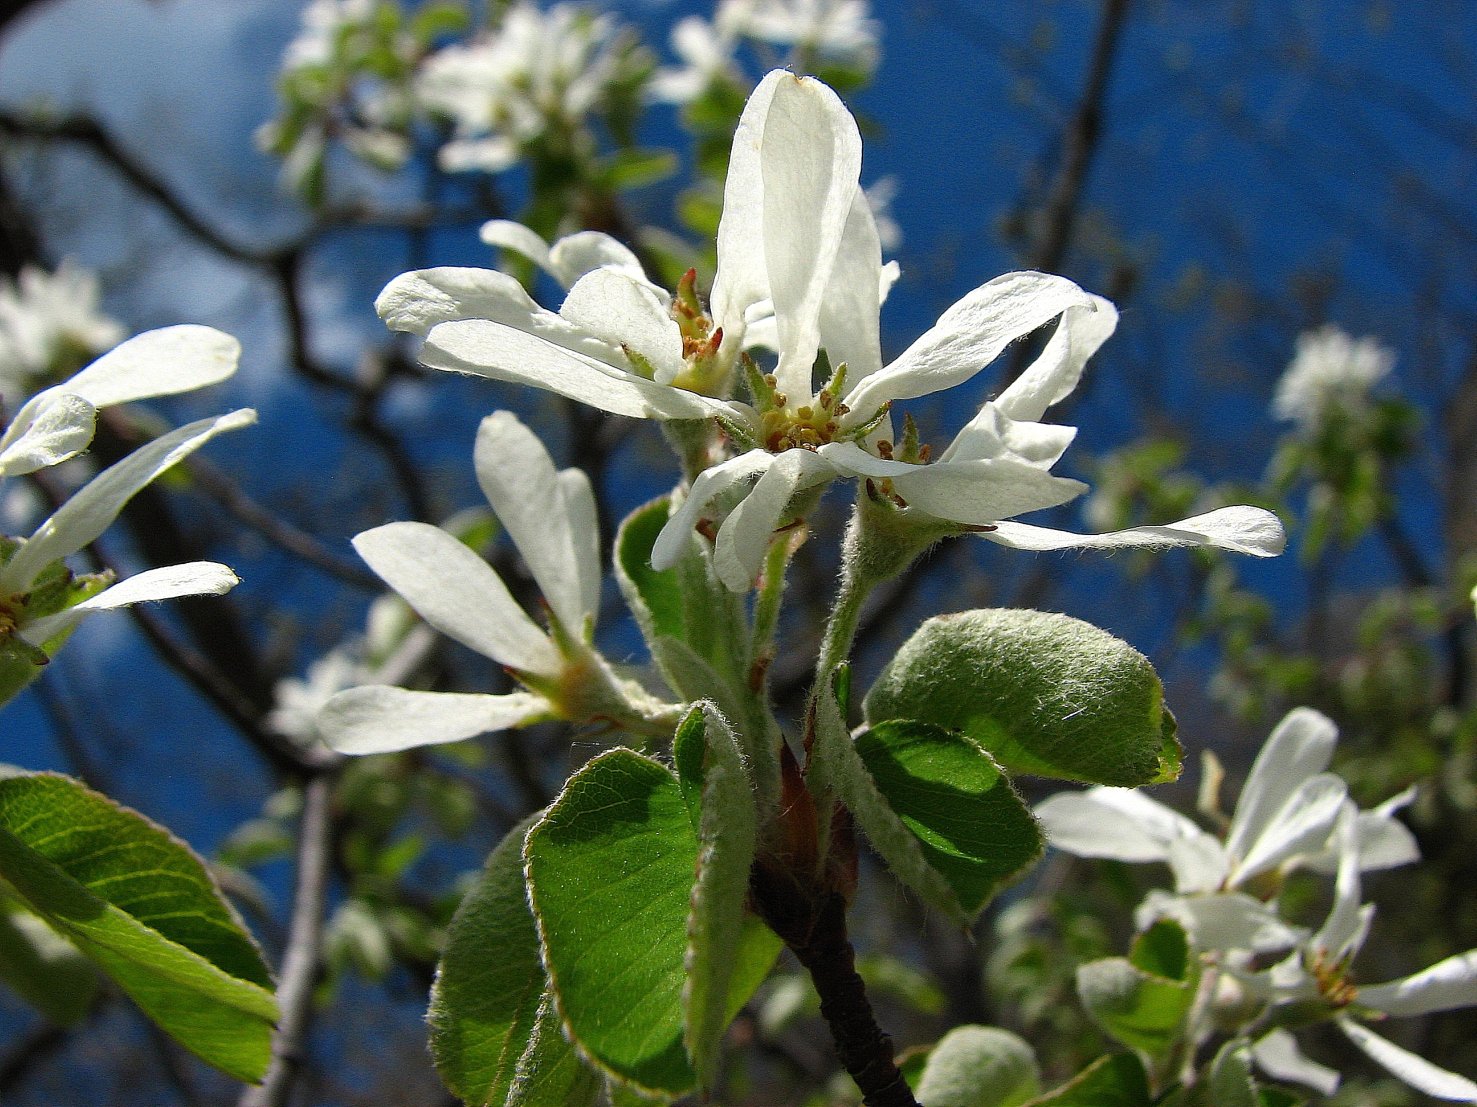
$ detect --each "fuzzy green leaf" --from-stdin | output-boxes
[1130,918,1191,981]
[524,749,696,1097]
[0,773,276,1082]
[914,1025,1041,1107]
[863,609,1180,786]
[1023,1053,1153,1107]
[616,498,686,646]
[1076,957,1192,1056]
[506,994,602,1107]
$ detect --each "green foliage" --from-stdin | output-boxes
[913,1025,1041,1107]
[0,894,99,1024]
[1023,1053,1153,1107]
[0,772,277,1081]
[1075,956,1193,1056]
[864,609,1180,786]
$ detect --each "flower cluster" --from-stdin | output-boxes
[0,326,254,701]
[0,260,125,411]
[1272,324,1395,434]
[1038,708,1477,1100]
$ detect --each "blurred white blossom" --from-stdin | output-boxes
[1272,324,1394,432]
[719,0,880,72]
[0,261,125,411]
[649,15,742,105]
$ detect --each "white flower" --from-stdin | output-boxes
[1036,708,1418,954]
[1243,808,1477,1102]
[319,411,671,755]
[649,16,742,106]
[380,71,1282,590]
[0,327,252,656]
[280,0,377,70]
[415,3,629,174]
[1272,324,1394,432]
[0,260,125,409]
[718,0,880,72]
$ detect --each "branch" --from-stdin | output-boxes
[239,771,336,1107]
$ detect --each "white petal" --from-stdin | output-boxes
[0,409,256,595]
[939,402,1077,468]
[479,220,554,275]
[557,467,602,630]
[58,325,240,409]
[994,296,1118,422]
[319,686,550,755]
[843,272,1095,416]
[761,74,864,398]
[982,506,1287,557]
[1138,889,1307,954]
[375,267,623,363]
[889,457,1088,525]
[547,231,650,291]
[650,450,774,571]
[1233,774,1349,885]
[0,393,96,476]
[1360,950,1477,1018]
[711,71,786,334]
[1338,1019,1477,1101]
[20,562,240,644]
[1314,805,1368,960]
[352,522,557,675]
[1036,787,1210,864]
[473,412,588,632]
[1227,707,1338,866]
[816,188,884,384]
[1251,1029,1342,1095]
[1166,833,1233,895]
[421,319,740,422]
[713,448,833,591]
[560,269,684,383]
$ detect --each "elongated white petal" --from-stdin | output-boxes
[762,74,864,398]
[983,506,1287,557]
[319,686,550,755]
[650,449,773,571]
[561,269,684,383]
[375,267,624,364]
[891,457,1088,525]
[1338,1019,1477,1101]
[1036,787,1207,863]
[711,71,786,333]
[0,393,95,476]
[1305,785,1422,875]
[1227,707,1338,865]
[815,188,884,385]
[547,231,649,291]
[844,272,1094,416]
[557,467,602,629]
[713,448,833,590]
[995,296,1118,422]
[58,325,240,409]
[20,562,241,645]
[1137,889,1307,954]
[0,409,255,595]
[480,219,555,275]
[352,522,557,676]
[1251,1029,1342,1095]
[1234,774,1349,885]
[1360,950,1477,1017]
[939,402,1077,468]
[1314,805,1368,961]
[422,319,738,422]
[1166,833,1232,895]
[474,412,588,632]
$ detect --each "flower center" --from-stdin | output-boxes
[1308,947,1358,1009]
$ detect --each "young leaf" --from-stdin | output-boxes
[523,749,697,1096]
[1075,956,1192,1056]
[1130,918,1191,981]
[913,1025,1041,1107]
[616,497,686,645]
[430,815,546,1105]
[0,773,276,1082]
[863,609,1180,786]
[853,720,1043,918]
[1022,1053,1153,1106]
[1185,1039,1260,1107]
[506,994,603,1107]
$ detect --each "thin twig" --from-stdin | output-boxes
[240,771,337,1107]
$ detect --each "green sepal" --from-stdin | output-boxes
[863,609,1181,786]
[1021,1052,1153,1106]
[913,1025,1042,1107]
[0,773,276,1082]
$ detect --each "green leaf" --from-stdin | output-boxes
[863,609,1181,786]
[810,684,967,924]
[600,148,679,192]
[0,773,276,1082]
[675,704,763,1089]
[1022,1053,1153,1107]
[1130,918,1190,981]
[1186,1039,1259,1107]
[524,749,696,1097]
[430,815,546,1105]
[1075,956,1192,1056]
[616,498,686,646]
[914,1025,1041,1107]
[506,994,602,1107]
[853,721,1043,918]
[0,895,99,1025]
